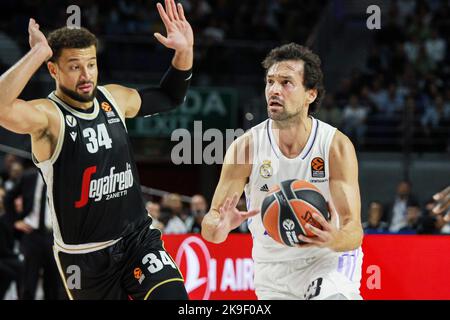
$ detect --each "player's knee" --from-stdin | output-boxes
[147,280,189,300]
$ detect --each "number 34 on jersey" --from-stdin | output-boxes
[82,123,113,153]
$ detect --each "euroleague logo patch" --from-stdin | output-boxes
[101,101,116,118]
[311,157,325,178]
[133,267,145,284]
[101,102,112,112]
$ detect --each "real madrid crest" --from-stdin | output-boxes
[259,160,273,178]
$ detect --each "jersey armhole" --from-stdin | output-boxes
[247,128,258,185]
[324,127,338,163]
[32,100,66,166]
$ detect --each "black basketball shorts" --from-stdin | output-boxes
[54,220,187,300]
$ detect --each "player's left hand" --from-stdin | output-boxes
[297,201,339,250]
[154,0,194,52]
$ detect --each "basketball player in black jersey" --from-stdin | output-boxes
[0,0,192,300]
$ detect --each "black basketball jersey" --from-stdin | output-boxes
[34,86,149,246]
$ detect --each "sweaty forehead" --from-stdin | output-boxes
[267,60,304,78]
[59,46,97,63]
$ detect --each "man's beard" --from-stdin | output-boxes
[60,83,97,103]
[267,107,301,122]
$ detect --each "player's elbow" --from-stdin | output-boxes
[352,225,364,249]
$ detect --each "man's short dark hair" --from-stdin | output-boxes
[262,43,325,114]
[47,27,97,62]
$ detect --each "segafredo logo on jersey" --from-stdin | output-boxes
[175,236,254,300]
[75,163,134,208]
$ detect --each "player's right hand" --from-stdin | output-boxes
[218,193,259,232]
[28,18,52,59]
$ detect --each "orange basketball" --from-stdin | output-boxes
[261,179,330,246]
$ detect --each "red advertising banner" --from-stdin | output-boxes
[162,234,256,300]
[360,235,450,300]
[162,234,450,300]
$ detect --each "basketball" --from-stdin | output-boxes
[261,179,330,247]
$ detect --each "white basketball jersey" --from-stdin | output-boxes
[244,117,339,262]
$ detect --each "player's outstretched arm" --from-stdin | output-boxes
[106,0,193,119]
[0,18,52,136]
[201,134,258,244]
[298,131,363,251]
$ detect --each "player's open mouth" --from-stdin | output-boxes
[269,101,284,110]
[78,84,93,93]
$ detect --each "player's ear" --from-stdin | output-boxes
[306,88,317,105]
[47,61,58,80]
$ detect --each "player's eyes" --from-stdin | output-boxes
[70,65,79,70]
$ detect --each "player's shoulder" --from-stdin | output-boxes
[103,84,140,117]
[227,130,253,157]
[330,129,356,159]
[28,98,58,114]
[103,84,137,97]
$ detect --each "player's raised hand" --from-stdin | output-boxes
[154,0,194,52]
[28,18,52,58]
[218,193,259,232]
[432,186,450,221]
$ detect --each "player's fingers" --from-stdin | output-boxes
[297,234,313,243]
[171,0,180,20]
[444,213,450,223]
[153,33,169,46]
[241,209,260,219]
[433,186,450,200]
[156,3,171,29]
[177,3,186,21]
[297,235,322,248]
[432,199,450,214]
[312,212,331,231]
[305,223,327,239]
[165,0,175,21]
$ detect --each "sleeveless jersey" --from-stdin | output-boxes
[244,117,341,262]
[34,86,149,250]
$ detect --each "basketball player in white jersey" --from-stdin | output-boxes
[202,43,364,300]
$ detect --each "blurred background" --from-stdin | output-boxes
[0,0,449,299]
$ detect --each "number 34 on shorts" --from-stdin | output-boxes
[142,250,177,274]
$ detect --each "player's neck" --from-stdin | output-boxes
[272,116,312,157]
[54,89,94,110]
